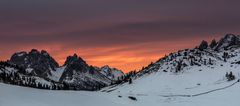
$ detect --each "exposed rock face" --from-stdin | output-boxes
[9,49,59,78]
[59,54,112,90]
[209,39,218,48]
[215,34,240,50]
[198,40,208,50]
[59,54,89,82]
[4,49,122,90]
[100,65,124,81]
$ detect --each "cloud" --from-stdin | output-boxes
[1,0,240,72]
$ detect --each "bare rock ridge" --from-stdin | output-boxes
[10,49,59,78]
[214,34,240,51]
[4,49,124,90]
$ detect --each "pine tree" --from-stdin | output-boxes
[129,78,132,84]
[226,71,235,81]
[176,61,182,72]
[225,72,229,78]
[223,52,228,62]
[204,59,207,65]
[190,59,194,66]
[209,58,212,65]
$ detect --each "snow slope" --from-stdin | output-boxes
[0,78,240,106]
[107,63,240,95]
[100,34,240,106]
[48,66,66,82]
[100,59,240,106]
[0,83,120,106]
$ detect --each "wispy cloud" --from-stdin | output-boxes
[0,0,240,72]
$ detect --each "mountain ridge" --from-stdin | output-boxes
[1,49,124,91]
[101,34,240,101]
[1,33,240,91]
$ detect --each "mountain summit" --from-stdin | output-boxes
[10,49,59,78]
[214,34,240,50]
[1,49,124,91]
[99,65,124,81]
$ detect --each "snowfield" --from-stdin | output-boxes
[0,80,240,106]
[1,65,240,106]
[0,83,131,106]
[102,63,240,106]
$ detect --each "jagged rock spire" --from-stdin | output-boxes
[63,53,86,66]
[209,39,217,48]
[198,40,208,50]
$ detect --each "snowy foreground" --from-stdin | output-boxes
[1,66,240,106]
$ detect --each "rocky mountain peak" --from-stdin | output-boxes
[29,49,40,54]
[40,50,50,56]
[209,39,218,48]
[12,51,27,57]
[4,49,122,90]
[10,49,59,77]
[64,54,86,66]
[101,65,110,69]
[215,34,240,50]
[198,40,208,50]
[225,33,236,38]
[100,65,124,81]
[59,54,89,82]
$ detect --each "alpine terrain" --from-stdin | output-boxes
[1,34,240,106]
[0,49,124,91]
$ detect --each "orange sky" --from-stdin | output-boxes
[0,35,220,73]
[1,0,240,73]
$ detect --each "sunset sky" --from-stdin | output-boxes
[1,0,240,72]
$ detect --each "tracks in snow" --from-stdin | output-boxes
[104,80,239,98]
[131,80,240,98]
[158,80,239,98]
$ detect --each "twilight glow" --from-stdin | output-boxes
[1,0,240,72]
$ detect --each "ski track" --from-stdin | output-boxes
[124,79,240,98]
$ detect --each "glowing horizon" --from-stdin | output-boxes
[0,35,221,73]
[1,0,240,73]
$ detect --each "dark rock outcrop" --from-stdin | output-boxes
[209,39,218,48]
[99,65,124,81]
[215,34,240,50]
[59,54,89,82]
[2,49,120,91]
[59,54,112,90]
[9,49,59,78]
[198,40,208,50]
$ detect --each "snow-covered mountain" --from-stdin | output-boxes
[9,49,59,79]
[1,50,124,90]
[59,54,112,90]
[98,65,124,81]
[133,34,240,78]
[98,34,240,105]
[215,34,240,51]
